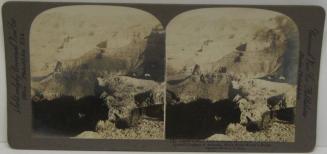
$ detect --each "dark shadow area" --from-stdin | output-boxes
[165,98,241,139]
[246,116,262,132]
[32,96,108,136]
[275,107,295,123]
[141,104,164,121]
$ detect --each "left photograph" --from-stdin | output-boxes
[30,5,165,139]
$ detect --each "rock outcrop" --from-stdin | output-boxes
[230,79,296,128]
[167,72,231,103]
[96,75,164,126]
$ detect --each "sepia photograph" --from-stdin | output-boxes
[30,5,165,139]
[3,1,326,152]
[165,8,299,142]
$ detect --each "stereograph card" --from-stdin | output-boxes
[2,1,325,152]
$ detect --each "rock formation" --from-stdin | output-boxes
[167,72,231,103]
[95,75,164,126]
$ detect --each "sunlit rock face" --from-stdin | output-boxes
[166,8,299,84]
[30,6,162,77]
[30,5,165,100]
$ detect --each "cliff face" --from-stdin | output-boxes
[212,28,287,79]
[167,15,299,84]
[31,27,165,101]
[211,15,299,83]
[31,39,144,100]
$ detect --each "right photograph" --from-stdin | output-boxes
[165,8,299,142]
